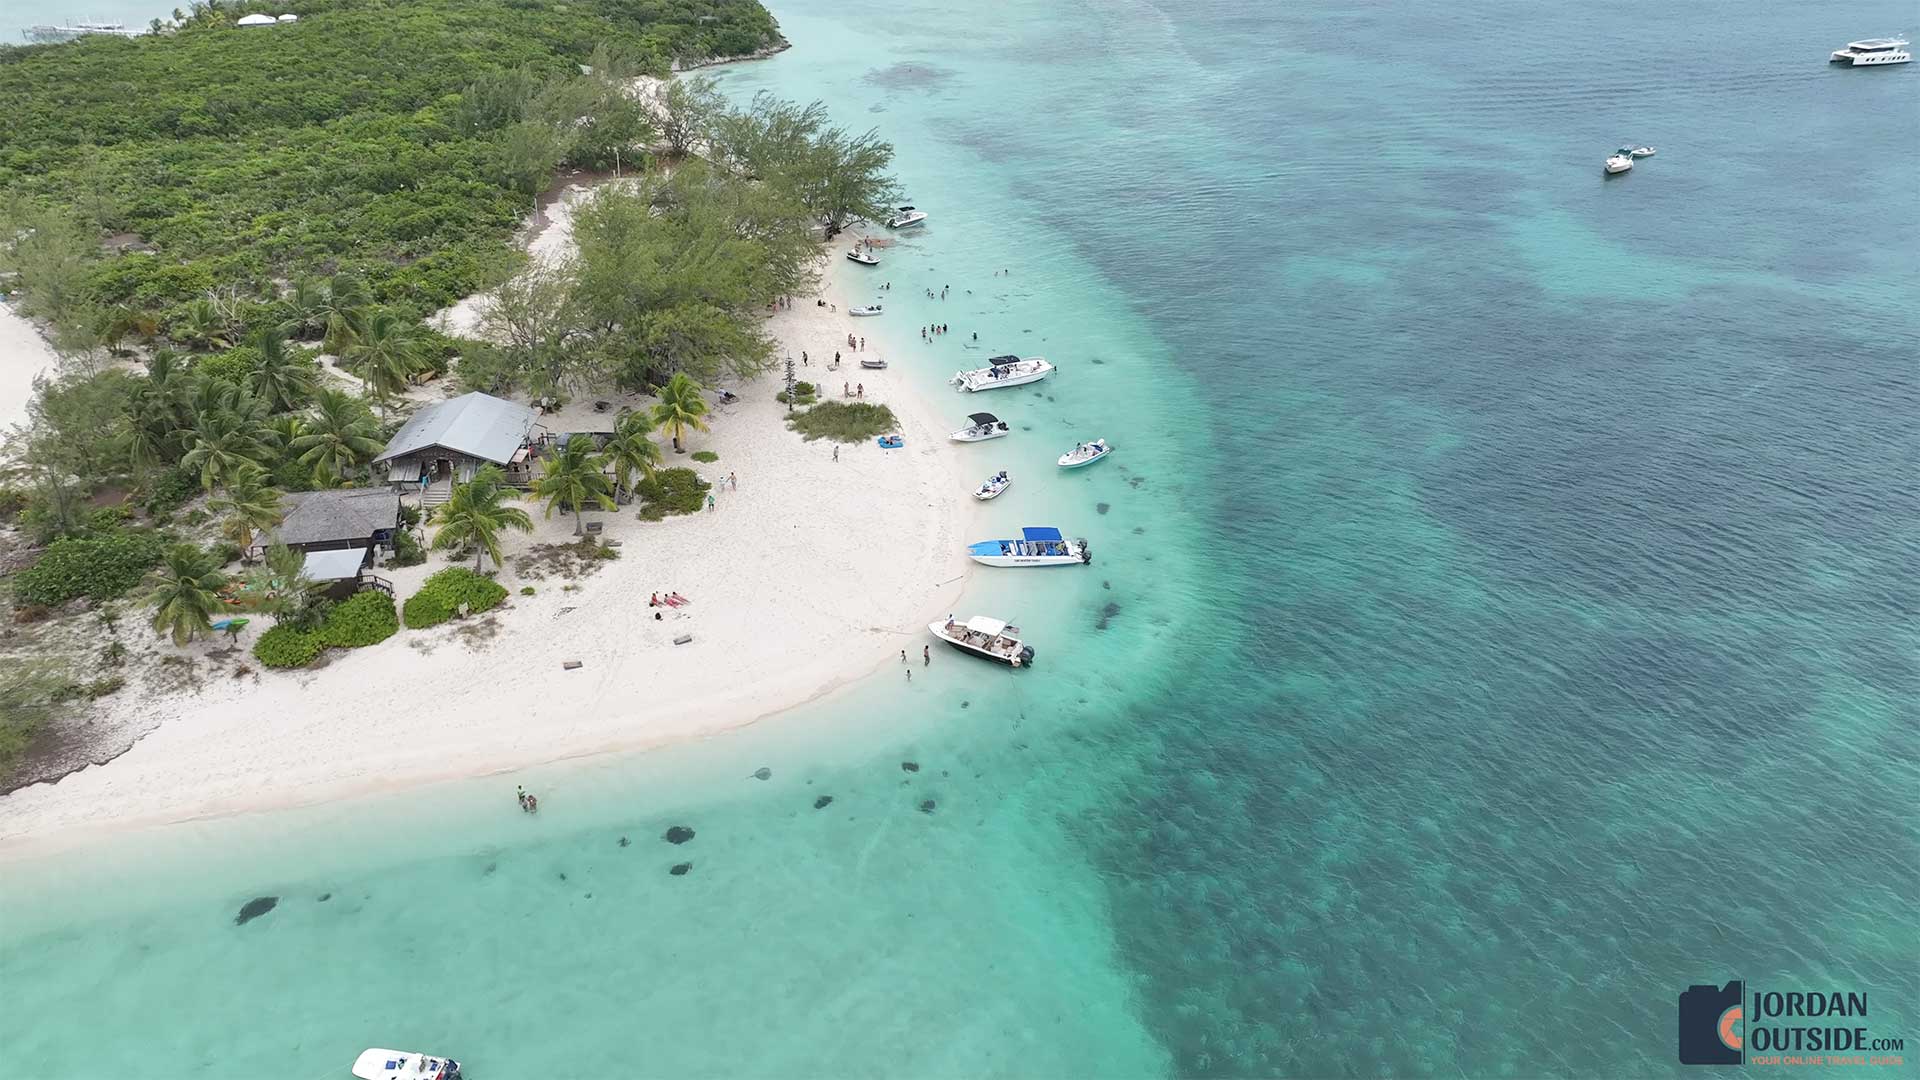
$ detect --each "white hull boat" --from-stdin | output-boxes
[967,526,1091,567]
[1058,439,1111,468]
[886,206,927,228]
[1604,153,1633,175]
[353,1049,463,1080]
[930,615,1035,667]
[860,357,888,369]
[1830,38,1911,65]
[847,248,879,265]
[850,304,883,316]
[1629,146,1656,158]
[951,355,1054,392]
[973,471,1011,500]
[951,412,1011,442]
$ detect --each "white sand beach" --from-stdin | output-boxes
[0,253,975,853]
[0,299,61,430]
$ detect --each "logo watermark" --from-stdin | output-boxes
[1679,980,1905,1067]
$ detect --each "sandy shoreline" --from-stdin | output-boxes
[0,298,60,431]
[0,244,976,856]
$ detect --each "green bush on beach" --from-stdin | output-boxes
[690,450,719,463]
[320,591,399,649]
[787,401,898,443]
[12,531,169,608]
[252,625,324,669]
[403,568,509,629]
[634,468,709,520]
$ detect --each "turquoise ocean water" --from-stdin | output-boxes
[3,1,1917,1076]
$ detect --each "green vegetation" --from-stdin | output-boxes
[253,625,325,669]
[143,542,230,645]
[787,401,899,443]
[0,662,65,776]
[634,467,710,520]
[319,591,399,649]
[652,372,712,452]
[12,530,169,608]
[690,450,720,464]
[429,465,533,571]
[605,410,662,494]
[403,568,509,629]
[530,437,616,535]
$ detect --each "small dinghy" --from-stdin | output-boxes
[876,434,904,449]
[1629,146,1656,158]
[930,615,1035,668]
[885,205,927,229]
[847,248,879,265]
[860,356,888,369]
[973,470,1011,500]
[850,304,883,316]
[950,412,1010,442]
[1058,439,1111,468]
[353,1049,463,1080]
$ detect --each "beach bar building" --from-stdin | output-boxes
[374,392,539,503]
[247,487,402,596]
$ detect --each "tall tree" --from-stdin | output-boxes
[206,464,283,552]
[430,465,533,571]
[341,309,428,413]
[144,543,228,646]
[476,261,588,397]
[604,409,662,497]
[650,372,711,454]
[181,383,274,492]
[292,387,383,486]
[650,75,728,159]
[529,437,615,535]
[240,541,327,631]
[248,327,316,413]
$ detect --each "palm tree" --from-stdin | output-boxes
[292,387,384,486]
[318,274,373,354]
[172,298,232,350]
[207,465,283,553]
[603,409,661,499]
[240,541,326,630]
[145,543,229,646]
[650,371,711,453]
[530,437,616,536]
[341,308,428,414]
[431,465,533,571]
[181,385,274,492]
[248,327,316,413]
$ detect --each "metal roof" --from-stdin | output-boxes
[301,547,369,582]
[1022,526,1063,541]
[374,392,536,465]
[266,489,398,548]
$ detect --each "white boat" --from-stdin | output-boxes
[950,412,1011,442]
[21,20,142,42]
[849,304,883,316]
[352,1049,463,1080]
[950,354,1055,392]
[966,526,1091,567]
[1629,146,1656,158]
[1058,439,1111,469]
[847,248,879,265]
[972,470,1011,500]
[860,356,888,370]
[930,615,1035,667]
[1604,150,1634,175]
[1830,38,1911,65]
[885,205,927,229]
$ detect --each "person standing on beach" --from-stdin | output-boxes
[923,645,930,666]
[832,445,839,462]
[728,471,737,491]
[707,493,715,511]
[859,336,865,350]
[900,649,907,663]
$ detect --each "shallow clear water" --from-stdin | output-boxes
[4,0,1917,1076]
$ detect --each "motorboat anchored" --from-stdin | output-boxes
[1830,38,1910,65]
[973,470,1011,500]
[950,355,1055,392]
[930,615,1035,667]
[1058,439,1111,468]
[886,205,927,228]
[352,1049,463,1080]
[850,304,883,316]
[967,526,1091,567]
[847,248,879,265]
[951,412,1011,442]
[1603,149,1633,175]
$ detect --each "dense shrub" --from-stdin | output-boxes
[402,568,508,629]
[787,401,898,442]
[140,467,200,515]
[690,450,719,463]
[194,347,259,385]
[320,591,399,648]
[11,531,169,607]
[385,529,426,568]
[634,467,709,520]
[253,626,324,669]
[0,488,29,521]
[208,542,244,566]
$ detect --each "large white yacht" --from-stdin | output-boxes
[1829,38,1911,66]
[951,354,1055,392]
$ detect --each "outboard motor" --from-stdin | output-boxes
[1078,540,1093,565]
[1019,645,1036,668]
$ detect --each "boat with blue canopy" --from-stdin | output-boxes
[966,526,1091,567]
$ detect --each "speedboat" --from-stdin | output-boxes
[950,355,1055,392]
[1604,150,1634,175]
[1058,439,1111,468]
[885,205,927,229]
[850,304,883,316]
[860,356,888,369]
[973,470,1011,500]
[352,1049,463,1080]
[930,615,1035,667]
[1830,38,1911,65]
[966,526,1091,567]
[847,248,879,265]
[950,412,1011,442]
[1629,146,1656,158]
